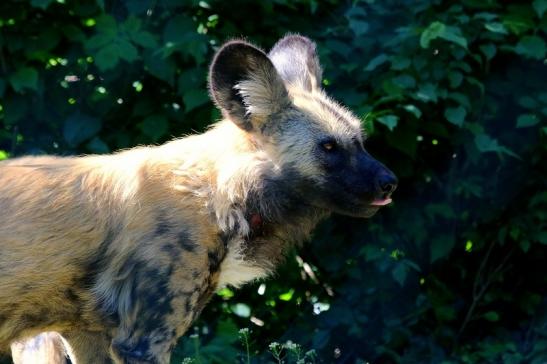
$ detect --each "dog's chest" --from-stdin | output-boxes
[216,236,270,288]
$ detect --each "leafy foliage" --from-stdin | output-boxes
[0,0,546,363]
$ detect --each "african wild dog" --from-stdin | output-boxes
[0,35,397,363]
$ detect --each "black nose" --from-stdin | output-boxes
[377,171,398,194]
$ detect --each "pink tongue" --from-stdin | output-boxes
[371,198,392,206]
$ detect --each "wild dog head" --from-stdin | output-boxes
[209,35,397,218]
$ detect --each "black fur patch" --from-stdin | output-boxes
[177,230,197,252]
[113,338,155,362]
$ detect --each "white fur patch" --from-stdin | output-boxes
[217,238,270,289]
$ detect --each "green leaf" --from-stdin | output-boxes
[364,54,388,71]
[416,83,438,103]
[123,15,142,33]
[392,264,408,286]
[444,106,466,127]
[484,22,508,34]
[440,25,468,49]
[515,36,546,60]
[132,31,158,48]
[475,134,500,152]
[279,289,295,301]
[537,231,547,245]
[30,0,53,9]
[3,96,28,125]
[518,96,538,109]
[533,0,547,18]
[392,74,416,88]
[376,115,399,131]
[9,67,39,92]
[516,114,539,128]
[163,15,195,44]
[448,71,463,88]
[479,43,497,60]
[138,114,169,141]
[448,92,471,109]
[63,112,102,147]
[95,15,117,37]
[86,137,110,153]
[430,235,455,263]
[95,43,120,71]
[391,57,411,71]
[0,150,8,161]
[117,40,139,62]
[403,104,422,119]
[421,22,467,49]
[144,51,176,85]
[349,19,369,36]
[474,134,519,158]
[421,21,446,48]
[484,311,500,322]
[520,239,531,253]
[183,90,209,112]
[86,34,113,50]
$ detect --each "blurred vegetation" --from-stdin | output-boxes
[1,0,546,363]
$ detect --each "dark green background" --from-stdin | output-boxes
[0,0,546,363]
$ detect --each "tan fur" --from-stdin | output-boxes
[0,35,396,363]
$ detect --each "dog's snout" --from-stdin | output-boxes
[377,170,398,195]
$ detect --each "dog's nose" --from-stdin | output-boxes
[377,171,398,194]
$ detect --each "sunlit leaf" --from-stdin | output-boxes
[421,21,467,49]
[484,22,508,34]
[403,104,422,119]
[376,115,399,131]
[279,289,295,301]
[231,303,251,318]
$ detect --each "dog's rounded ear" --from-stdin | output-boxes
[269,34,323,92]
[209,40,289,131]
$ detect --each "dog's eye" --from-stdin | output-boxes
[320,138,337,152]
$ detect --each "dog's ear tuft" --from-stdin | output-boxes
[209,40,289,131]
[268,34,323,92]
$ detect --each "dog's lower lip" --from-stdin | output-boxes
[370,198,392,206]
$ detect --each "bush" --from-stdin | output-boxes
[1,0,546,363]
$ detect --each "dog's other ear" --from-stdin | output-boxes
[268,34,323,92]
[209,40,290,131]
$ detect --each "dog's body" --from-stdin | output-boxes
[0,35,396,363]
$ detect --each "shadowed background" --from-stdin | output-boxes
[0,0,546,363]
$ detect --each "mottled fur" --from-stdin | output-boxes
[0,35,396,363]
